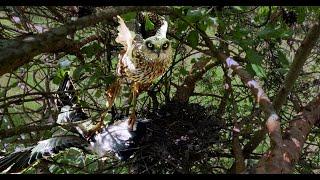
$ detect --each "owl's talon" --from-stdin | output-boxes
[85,120,105,141]
[128,114,137,131]
[85,130,96,141]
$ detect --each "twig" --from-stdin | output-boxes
[0,123,57,139]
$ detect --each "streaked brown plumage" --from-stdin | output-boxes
[106,13,172,130]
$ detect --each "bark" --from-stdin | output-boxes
[273,19,320,112]
[218,53,283,153]
[240,18,320,165]
[172,58,216,103]
[255,94,320,173]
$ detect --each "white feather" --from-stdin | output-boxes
[115,16,136,54]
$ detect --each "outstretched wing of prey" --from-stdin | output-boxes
[0,135,88,173]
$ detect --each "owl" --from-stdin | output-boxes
[105,14,173,130]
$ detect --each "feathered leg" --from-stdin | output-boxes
[128,82,140,130]
[85,78,122,139]
[105,78,122,110]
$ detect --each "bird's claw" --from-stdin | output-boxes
[128,114,136,131]
[85,130,97,141]
[85,121,105,141]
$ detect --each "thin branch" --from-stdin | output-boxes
[273,19,320,113]
[241,18,320,167]
[219,54,283,163]
[0,123,57,139]
[172,58,218,103]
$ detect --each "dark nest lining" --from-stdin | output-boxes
[126,101,224,174]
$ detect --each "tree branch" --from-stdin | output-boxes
[0,123,57,139]
[172,58,218,103]
[0,6,172,76]
[240,18,320,166]
[255,93,320,173]
[218,54,283,159]
[273,18,320,113]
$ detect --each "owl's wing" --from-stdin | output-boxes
[115,16,139,76]
[115,16,136,53]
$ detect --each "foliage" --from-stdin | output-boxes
[0,6,320,174]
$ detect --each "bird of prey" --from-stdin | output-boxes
[105,12,173,130]
[0,73,146,174]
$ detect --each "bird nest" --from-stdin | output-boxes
[126,101,224,174]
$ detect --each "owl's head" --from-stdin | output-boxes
[142,36,171,60]
[139,18,172,60]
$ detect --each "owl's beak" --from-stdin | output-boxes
[154,48,161,58]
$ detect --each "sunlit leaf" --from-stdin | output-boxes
[251,63,267,78]
[145,16,155,31]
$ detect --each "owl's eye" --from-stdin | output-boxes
[146,41,154,50]
[162,42,169,50]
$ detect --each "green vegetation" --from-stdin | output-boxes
[0,6,320,174]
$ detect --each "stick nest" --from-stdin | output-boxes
[126,101,224,174]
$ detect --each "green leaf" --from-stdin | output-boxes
[232,6,243,11]
[257,26,276,39]
[10,81,18,89]
[251,63,266,78]
[73,65,89,80]
[122,12,136,21]
[185,9,204,23]
[274,68,289,75]
[145,16,155,31]
[85,75,98,87]
[257,25,292,40]
[246,49,263,64]
[277,50,289,68]
[245,64,256,77]
[173,6,185,15]
[80,42,102,58]
[53,68,66,85]
[79,100,89,108]
[103,74,116,86]
[187,30,199,48]
[190,58,197,64]
[95,89,102,98]
[179,68,189,76]
[176,20,188,34]
[198,20,208,32]
[245,49,266,78]
[232,27,250,40]
[292,7,304,24]
[49,165,62,173]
